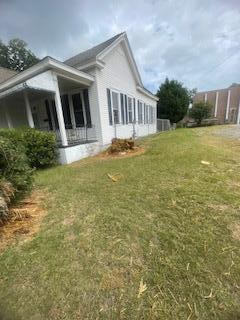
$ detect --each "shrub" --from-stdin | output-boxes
[0,136,33,201]
[0,128,58,168]
[107,138,135,154]
[189,102,213,125]
[0,179,14,224]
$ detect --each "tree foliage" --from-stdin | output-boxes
[189,101,213,125]
[156,78,190,123]
[0,38,39,72]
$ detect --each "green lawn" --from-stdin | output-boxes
[1,127,240,319]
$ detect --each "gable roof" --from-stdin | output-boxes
[0,67,18,84]
[64,33,124,67]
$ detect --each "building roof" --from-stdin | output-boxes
[64,33,124,67]
[0,67,18,84]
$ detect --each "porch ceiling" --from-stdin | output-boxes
[57,76,89,92]
[1,87,53,105]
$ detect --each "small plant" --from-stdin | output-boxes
[189,102,213,126]
[107,138,135,154]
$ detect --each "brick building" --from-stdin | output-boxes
[193,84,240,124]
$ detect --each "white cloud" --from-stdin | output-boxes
[0,0,239,93]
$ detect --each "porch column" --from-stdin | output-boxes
[3,102,13,128]
[23,91,34,128]
[214,91,219,118]
[52,73,68,146]
[225,89,231,121]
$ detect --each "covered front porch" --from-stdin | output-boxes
[0,58,100,163]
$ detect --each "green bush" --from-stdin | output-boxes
[0,128,58,168]
[0,136,33,202]
[0,179,14,224]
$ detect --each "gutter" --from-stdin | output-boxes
[0,56,94,93]
[137,85,158,101]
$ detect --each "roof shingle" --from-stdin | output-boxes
[64,33,124,67]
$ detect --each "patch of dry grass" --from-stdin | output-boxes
[1,127,240,319]
[0,190,47,251]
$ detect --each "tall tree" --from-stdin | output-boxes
[0,38,39,72]
[156,78,190,123]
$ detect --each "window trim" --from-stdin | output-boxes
[138,99,144,125]
[110,88,121,125]
[127,95,134,124]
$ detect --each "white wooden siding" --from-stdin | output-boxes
[93,42,157,145]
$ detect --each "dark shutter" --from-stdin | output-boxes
[124,94,128,124]
[133,98,136,123]
[61,94,72,129]
[45,100,53,130]
[51,100,59,129]
[83,89,92,127]
[137,100,140,124]
[144,104,146,124]
[107,88,113,125]
[72,93,84,127]
[120,93,125,124]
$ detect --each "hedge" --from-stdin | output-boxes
[0,136,33,202]
[0,128,58,168]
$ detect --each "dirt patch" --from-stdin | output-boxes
[0,190,47,251]
[229,223,240,241]
[100,268,126,290]
[96,146,145,160]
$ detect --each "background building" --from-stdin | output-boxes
[193,83,240,124]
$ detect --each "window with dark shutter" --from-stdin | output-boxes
[61,94,72,129]
[107,88,113,125]
[112,91,120,124]
[125,95,128,124]
[128,97,133,123]
[51,100,59,129]
[133,98,136,123]
[138,100,143,124]
[120,93,125,124]
[72,93,84,127]
[83,89,92,127]
[45,100,53,130]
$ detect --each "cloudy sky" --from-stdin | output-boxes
[0,0,239,93]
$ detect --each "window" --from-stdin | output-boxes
[138,100,143,124]
[107,88,113,125]
[125,95,128,124]
[149,106,153,124]
[83,89,92,127]
[133,98,136,123]
[51,100,59,129]
[45,100,53,130]
[112,91,120,124]
[120,93,125,124]
[72,93,84,127]
[61,94,72,129]
[128,96,133,123]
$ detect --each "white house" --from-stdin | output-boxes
[0,32,158,164]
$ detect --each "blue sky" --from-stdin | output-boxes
[0,0,239,93]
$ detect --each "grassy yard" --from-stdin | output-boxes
[1,127,240,319]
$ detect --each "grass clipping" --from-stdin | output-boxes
[0,190,47,251]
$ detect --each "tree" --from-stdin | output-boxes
[0,38,39,72]
[189,101,212,125]
[156,78,190,123]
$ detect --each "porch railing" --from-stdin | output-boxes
[38,125,97,146]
